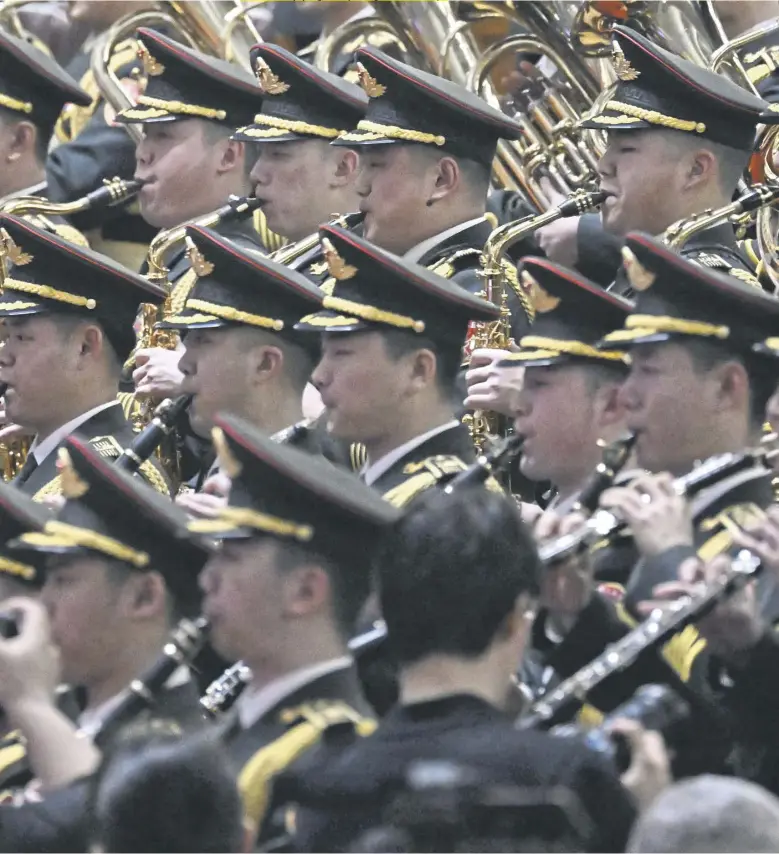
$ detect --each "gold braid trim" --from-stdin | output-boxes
[601,314,730,343]
[20,521,149,568]
[239,702,374,834]
[254,209,286,254]
[0,93,32,115]
[168,299,284,331]
[239,113,340,139]
[189,506,314,542]
[121,96,226,121]
[0,556,35,582]
[139,459,172,497]
[338,119,446,147]
[508,335,628,363]
[3,278,97,310]
[590,100,706,134]
[321,295,425,333]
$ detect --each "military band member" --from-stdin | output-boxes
[273,488,640,853]
[499,258,631,515]
[297,224,500,506]
[47,1,159,268]
[0,433,211,851]
[0,30,91,246]
[156,224,352,507]
[0,214,169,499]
[113,27,270,402]
[543,25,778,292]
[189,413,399,840]
[333,46,535,339]
[235,43,367,267]
[530,233,779,736]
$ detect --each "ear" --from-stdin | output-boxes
[215,137,245,176]
[497,593,536,647]
[330,147,360,187]
[714,359,750,414]
[408,348,438,393]
[429,156,461,203]
[247,343,284,386]
[76,323,108,364]
[282,564,331,619]
[4,120,36,161]
[681,146,718,191]
[123,571,168,621]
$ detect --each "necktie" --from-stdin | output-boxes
[14,452,38,485]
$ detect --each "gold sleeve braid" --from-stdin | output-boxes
[253,209,287,254]
[238,701,375,834]
[24,215,89,249]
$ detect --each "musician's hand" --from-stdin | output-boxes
[610,718,671,811]
[600,473,693,558]
[464,348,524,416]
[176,490,227,519]
[0,598,60,711]
[536,179,581,266]
[641,555,764,660]
[536,510,593,634]
[133,346,185,401]
[518,501,544,527]
[731,505,779,581]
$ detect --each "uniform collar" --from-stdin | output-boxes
[404,217,487,264]
[31,399,121,465]
[362,420,459,486]
[236,656,353,730]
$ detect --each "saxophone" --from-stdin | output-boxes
[464,189,605,452]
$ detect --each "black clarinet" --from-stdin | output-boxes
[571,434,637,515]
[442,433,525,494]
[539,447,772,566]
[115,394,193,474]
[518,550,762,730]
[92,615,209,746]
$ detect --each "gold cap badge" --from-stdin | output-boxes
[137,42,165,77]
[211,427,242,479]
[254,57,290,95]
[185,237,215,277]
[621,246,656,291]
[0,229,33,267]
[322,238,357,281]
[521,271,561,314]
[356,63,386,98]
[56,448,89,499]
[612,42,640,82]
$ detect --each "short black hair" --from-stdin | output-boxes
[380,327,462,404]
[662,130,749,196]
[0,105,49,164]
[378,488,541,666]
[683,337,776,429]
[103,557,187,625]
[88,725,244,854]
[234,325,315,396]
[409,144,492,201]
[273,538,371,640]
[47,311,123,378]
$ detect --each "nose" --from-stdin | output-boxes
[0,342,13,368]
[355,168,371,199]
[617,373,640,413]
[596,144,615,181]
[177,346,194,378]
[310,357,328,393]
[199,559,219,595]
[135,137,152,168]
[249,154,270,188]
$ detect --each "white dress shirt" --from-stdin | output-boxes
[404,217,487,265]
[30,399,120,466]
[362,420,460,487]
[236,656,352,731]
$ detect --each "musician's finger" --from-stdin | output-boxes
[678,556,705,584]
[534,509,562,542]
[650,580,697,601]
[558,511,587,537]
[134,349,153,366]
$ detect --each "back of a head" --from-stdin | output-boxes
[90,726,244,853]
[378,488,540,665]
[628,774,779,853]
